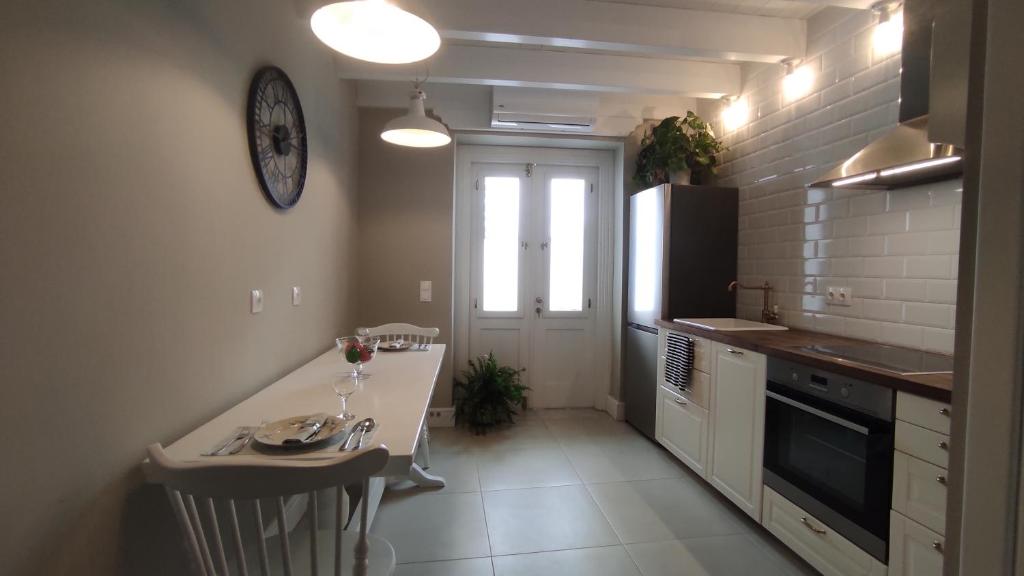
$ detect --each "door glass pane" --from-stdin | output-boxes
[549,178,585,312]
[482,176,520,312]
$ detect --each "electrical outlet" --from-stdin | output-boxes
[292,286,302,306]
[427,408,455,427]
[826,286,853,306]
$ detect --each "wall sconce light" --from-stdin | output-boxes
[721,95,749,132]
[781,58,813,102]
[872,1,904,59]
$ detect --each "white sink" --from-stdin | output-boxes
[673,318,789,331]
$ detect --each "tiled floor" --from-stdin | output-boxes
[375,409,818,576]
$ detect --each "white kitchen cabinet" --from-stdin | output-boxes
[656,384,709,478]
[892,451,947,534]
[708,341,766,520]
[889,511,944,576]
[762,487,888,576]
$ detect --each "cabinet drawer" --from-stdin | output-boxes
[664,330,711,374]
[897,392,951,435]
[892,451,947,535]
[895,421,950,469]
[762,486,887,576]
[889,511,944,576]
[656,385,708,478]
[681,369,710,408]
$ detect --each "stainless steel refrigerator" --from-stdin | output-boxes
[624,184,738,438]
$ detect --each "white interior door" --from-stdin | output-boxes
[469,162,599,408]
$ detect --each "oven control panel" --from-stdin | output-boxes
[767,357,894,421]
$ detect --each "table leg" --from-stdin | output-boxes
[409,463,446,488]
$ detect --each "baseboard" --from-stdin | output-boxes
[427,407,455,428]
[605,395,625,421]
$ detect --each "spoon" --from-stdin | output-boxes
[355,417,377,450]
[341,418,373,451]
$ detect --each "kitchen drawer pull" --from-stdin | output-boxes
[800,516,827,535]
[726,348,744,355]
[939,408,951,416]
[673,398,688,406]
[937,475,947,485]
[938,441,949,450]
[932,541,944,554]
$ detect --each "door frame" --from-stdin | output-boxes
[454,145,616,410]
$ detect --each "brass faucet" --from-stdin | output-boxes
[728,280,780,324]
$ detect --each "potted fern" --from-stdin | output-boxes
[633,111,726,188]
[453,352,528,434]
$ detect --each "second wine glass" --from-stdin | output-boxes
[332,375,360,421]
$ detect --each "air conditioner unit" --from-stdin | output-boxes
[491,87,598,132]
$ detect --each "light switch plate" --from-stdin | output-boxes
[250,289,264,314]
[419,280,432,303]
[292,286,302,306]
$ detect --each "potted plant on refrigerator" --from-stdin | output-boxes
[454,352,528,434]
[633,111,727,188]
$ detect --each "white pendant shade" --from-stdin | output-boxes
[381,90,452,148]
[310,1,441,64]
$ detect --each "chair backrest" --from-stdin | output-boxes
[356,323,439,346]
[147,443,389,576]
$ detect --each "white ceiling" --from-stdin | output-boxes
[592,0,826,19]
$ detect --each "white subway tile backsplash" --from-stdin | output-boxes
[864,257,905,277]
[721,9,961,354]
[904,302,955,329]
[926,280,958,304]
[867,211,909,235]
[885,232,930,256]
[922,328,956,354]
[908,205,956,232]
[905,255,953,279]
[884,279,928,301]
[862,298,903,322]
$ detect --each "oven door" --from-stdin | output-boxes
[764,381,894,561]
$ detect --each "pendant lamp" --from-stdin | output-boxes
[381,89,451,148]
[311,1,441,64]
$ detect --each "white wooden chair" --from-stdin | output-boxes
[146,443,396,576]
[356,323,444,488]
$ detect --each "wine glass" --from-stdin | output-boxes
[336,335,380,381]
[332,375,360,421]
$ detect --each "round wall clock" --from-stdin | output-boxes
[246,66,308,209]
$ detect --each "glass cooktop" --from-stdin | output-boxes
[801,343,954,375]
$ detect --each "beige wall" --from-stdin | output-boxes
[356,108,456,405]
[0,1,359,574]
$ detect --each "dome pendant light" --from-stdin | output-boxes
[310,1,441,64]
[381,89,451,148]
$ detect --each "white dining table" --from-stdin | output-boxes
[147,344,448,526]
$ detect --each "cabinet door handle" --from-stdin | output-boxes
[937,475,947,485]
[939,407,950,416]
[674,398,688,406]
[932,541,944,554]
[726,348,744,355]
[800,517,827,535]
[938,441,949,450]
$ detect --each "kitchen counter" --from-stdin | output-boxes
[655,319,953,402]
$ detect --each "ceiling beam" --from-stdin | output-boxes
[395,0,806,63]
[335,44,741,97]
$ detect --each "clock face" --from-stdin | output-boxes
[246,66,308,209]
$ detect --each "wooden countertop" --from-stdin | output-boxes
[655,319,952,402]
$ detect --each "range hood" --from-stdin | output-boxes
[809,0,967,190]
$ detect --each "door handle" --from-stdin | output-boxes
[535,306,542,317]
[673,397,687,406]
[726,348,744,355]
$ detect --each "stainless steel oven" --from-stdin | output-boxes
[763,357,895,562]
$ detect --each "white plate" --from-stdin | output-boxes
[253,414,347,449]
